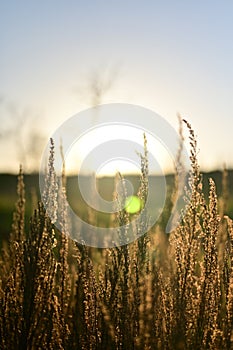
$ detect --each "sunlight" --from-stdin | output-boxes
[65,124,174,176]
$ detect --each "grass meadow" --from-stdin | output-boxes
[0,120,233,349]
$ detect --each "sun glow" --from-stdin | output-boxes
[64,124,174,177]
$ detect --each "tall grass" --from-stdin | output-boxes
[0,121,232,349]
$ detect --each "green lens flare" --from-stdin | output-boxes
[125,195,142,214]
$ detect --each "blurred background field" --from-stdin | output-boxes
[1,170,232,244]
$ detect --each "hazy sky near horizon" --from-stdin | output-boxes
[1,1,233,174]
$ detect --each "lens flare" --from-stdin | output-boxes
[125,195,142,214]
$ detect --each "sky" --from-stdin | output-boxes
[0,1,233,175]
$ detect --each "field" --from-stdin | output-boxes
[0,122,233,349]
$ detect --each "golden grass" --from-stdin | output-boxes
[0,121,232,349]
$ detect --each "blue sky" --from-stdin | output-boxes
[1,1,233,173]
